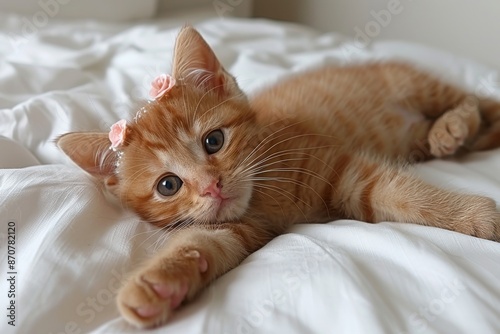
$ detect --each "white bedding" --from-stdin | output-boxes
[1,10,499,334]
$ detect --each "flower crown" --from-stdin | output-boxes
[109,74,176,150]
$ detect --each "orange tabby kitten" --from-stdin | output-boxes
[57,26,500,328]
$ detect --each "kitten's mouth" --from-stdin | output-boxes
[211,196,235,219]
[216,196,232,210]
[205,183,252,222]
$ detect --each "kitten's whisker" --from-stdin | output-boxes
[238,156,309,179]
[236,120,311,168]
[239,150,304,166]
[152,228,170,252]
[125,165,155,185]
[252,183,309,222]
[240,143,338,176]
[246,175,331,217]
[166,218,196,234]
[242,149,318,172]
[237,186,286,219]
[151,218,195,251]
[247,167,333,187]
[130,214,185,250]
[243,133,339,172]
[237,119,311,169]
[278,151,337,172]
[133,213,184,239]
[129,226,162,239]
[239,157,308,175]
[96,148,114,172]
[120,159,163,185]
[238,116,337,170]
[246,175,323,196]
[253,182,311,208]
[181,82,190,126]
[191,82,226,122]
[245,158,328,182]
[198,91,246,120]
[135,225,169,249]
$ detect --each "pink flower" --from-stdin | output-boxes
[149,74,176,100]
[109,119,127,148]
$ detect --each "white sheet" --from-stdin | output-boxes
[1,11,499,334]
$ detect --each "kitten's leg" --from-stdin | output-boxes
[388,63,471,120]
[388,63,500,156]
[471,98,500,151]
[116,222,274,328]
[334,153,500,240]
[428,96,500,155]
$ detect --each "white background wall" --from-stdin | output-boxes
[254,0,500,69]
[158,0,254,18]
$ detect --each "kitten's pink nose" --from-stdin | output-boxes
[202,179,223,198]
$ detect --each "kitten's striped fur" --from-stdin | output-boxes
[58,26,500,328]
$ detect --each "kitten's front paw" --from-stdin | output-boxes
[117,250,208,328]
[457,196,500,242]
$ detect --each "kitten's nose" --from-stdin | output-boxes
[202,179,223,198]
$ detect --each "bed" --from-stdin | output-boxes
[1,5,500,334]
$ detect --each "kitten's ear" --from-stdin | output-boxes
[172,25,243,98]
[56,132,116,179]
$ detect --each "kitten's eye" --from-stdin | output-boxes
[157,175,183,197]
[204,129,224,154]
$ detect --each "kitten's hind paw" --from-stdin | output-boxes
[428,98,480,157]
[117,249,208,328]
[429,112,468,157]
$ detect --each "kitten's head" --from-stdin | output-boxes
[57,26,258,226]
